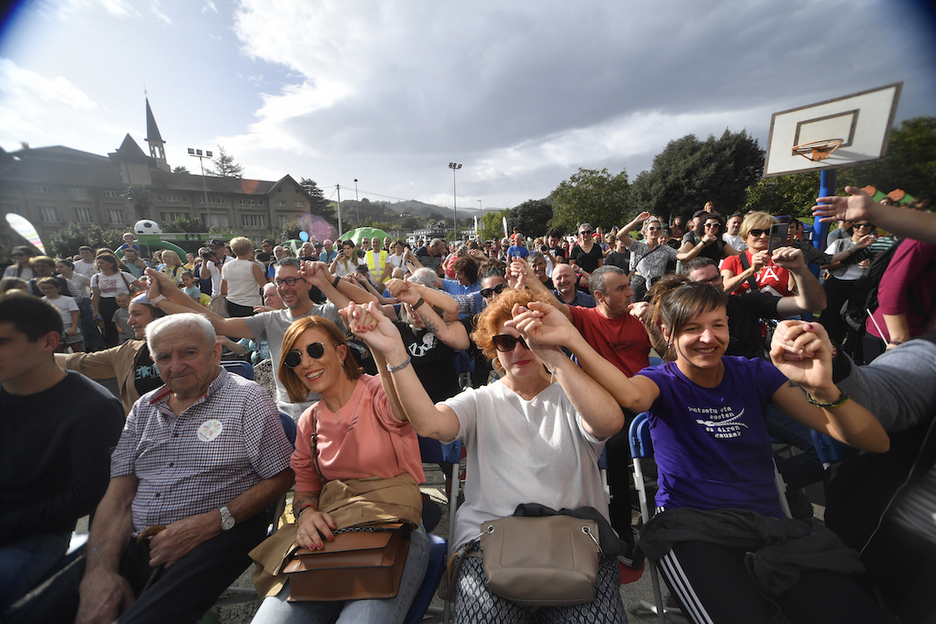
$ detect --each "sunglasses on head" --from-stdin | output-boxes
[492,334,529,352]
[283,342,326,368]
[480,283,507,299]
[748,229,771,238]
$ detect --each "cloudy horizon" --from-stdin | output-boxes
[1,0,934,212]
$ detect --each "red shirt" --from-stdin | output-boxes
[720,251,792,296]
[569,306,650,377]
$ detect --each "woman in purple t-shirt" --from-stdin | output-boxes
[510,275,889,624]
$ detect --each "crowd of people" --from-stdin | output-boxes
[1,185,935,623]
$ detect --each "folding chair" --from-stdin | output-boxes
[221,360,255,380]
[628,412,792,623]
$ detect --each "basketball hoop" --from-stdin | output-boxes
[791,138,844,162]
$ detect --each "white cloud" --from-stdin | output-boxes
[150,0,172,26]
[0,58,97,110]
[203,0,217,14]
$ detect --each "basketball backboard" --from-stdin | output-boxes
[763,82,902,177]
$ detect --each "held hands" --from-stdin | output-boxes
[769,320,835,393]
[386,278,421,305]
[340,301,402,355]
[508,258,534,289]
[507,301,577,351]
[296,509,337,550]
[299,261,330,287]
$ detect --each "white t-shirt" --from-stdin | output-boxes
[203,260,223,296]
[73,259,97,279]
[90,271,135,298]
[44,295,80,331]
[723,233,747,252]
[68,272,92,300]
[442,380,608,549]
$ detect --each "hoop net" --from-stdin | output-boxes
[791,138,844,162]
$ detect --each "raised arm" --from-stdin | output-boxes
[772,247,827,315]
[387,279,469,349]
[769,320,889,453]
[509,301,659,412]
[507,304,624,438]
[617,211,651,248]
[144,268,254,340]
[677,231,719,261]
[343,302,461,441]
[813,186,936,245]
[510,257,573,319]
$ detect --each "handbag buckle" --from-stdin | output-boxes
[582,525,601,553]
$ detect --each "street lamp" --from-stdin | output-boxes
[477,199,482,239]
[188,148,212,228]
[353,178,360,224]
[448,162,462,240]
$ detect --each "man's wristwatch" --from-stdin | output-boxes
[219,506,235,532]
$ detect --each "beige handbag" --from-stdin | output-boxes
[480,515,603,606]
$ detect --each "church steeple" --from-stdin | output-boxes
[145,97,168,168]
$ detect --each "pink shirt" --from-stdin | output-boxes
[291,375,425,493]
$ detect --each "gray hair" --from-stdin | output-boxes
[589,265,627,298]
[527,251,546,265]
[145,313,216,352]
[276,257,302,269]
[408,268,440,289]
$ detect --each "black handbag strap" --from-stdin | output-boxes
[634,242,665,274]
[739,252,760,293]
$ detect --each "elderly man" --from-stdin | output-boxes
[320,238,337,263]
[147,258,378,419]
[0,293,123,615]
[527,251,553,290]
[365,236,392,284]
[56,313,294,624]
[414,238,445,276]
[272,245,288,261]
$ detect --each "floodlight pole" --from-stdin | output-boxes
[188,148,213,228]
[477,200,482,238]
[353,179,360,224]
[336,184,342,238]
[449,162,462,240]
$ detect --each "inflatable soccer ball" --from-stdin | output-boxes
[134,219,162,235]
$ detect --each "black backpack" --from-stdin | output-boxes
[843,238,902,331]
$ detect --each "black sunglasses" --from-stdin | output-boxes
[748,229,771,238]
[854,222,875,228]
[492,334,529,352]
[480,283,507,299]
[283,342,326,368]
[579,230,593,236]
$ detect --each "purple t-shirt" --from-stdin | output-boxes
[637,357,787,517]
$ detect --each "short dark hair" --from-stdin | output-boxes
[0,291,63,340]
[680,257,717,275]
[546,228,563,239]
[589,265,626,298]
[452,257,479,284]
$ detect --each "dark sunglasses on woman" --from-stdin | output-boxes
[480,283,508,299]
[284,342,326,368]
[492,334,529,352]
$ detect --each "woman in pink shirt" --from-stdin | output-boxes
[253,316,428,624]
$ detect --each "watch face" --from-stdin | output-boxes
[221,516,235,531]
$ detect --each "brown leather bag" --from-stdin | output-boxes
[283,523,411,601]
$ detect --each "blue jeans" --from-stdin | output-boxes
[0,531,70,611]
[251,525,430,624]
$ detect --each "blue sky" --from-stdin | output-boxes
[1,0,934,211]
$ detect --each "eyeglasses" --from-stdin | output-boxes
[492,334,529,352]
[283,342,326,368]
[274,277,300,287]
[854,223,875,229]
[480,283,507,299]
[748,229,771,238]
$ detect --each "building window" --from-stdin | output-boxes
[37,205,58,222]
[31,185,53,194]
[181,196,188,202]
[102,190,122,198]
[277,215,290,228]
[68,187,88,196]
[167,195,178,202]
[159,212,187,222]
[154,194,164,201]
[294,201,305,208]
[201,213,230,228]
[197,196,204,203]
[1,203,20,215]
[241,214,266,228]
[107,209,125,225]
[276,200,286,207]
[73,206,94,223]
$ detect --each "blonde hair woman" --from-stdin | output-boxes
[159,250,185,285]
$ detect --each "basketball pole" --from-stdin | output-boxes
[815,168,837,251]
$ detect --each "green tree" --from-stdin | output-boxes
[630,129,764,221]
[549,168,630,234]
[280,219,301,242]
[207,145,245,178]
[839,116,936,200]
[162,217,206,234]
[480,208,511,241]
[744,171,821,216]
[47,223,125,258]
[124,185,151,220]
[300,178,335,223]
[509,199,553,237]
[172,166,190,174]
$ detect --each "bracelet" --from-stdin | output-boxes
[297,503,316,517]
[411,297,426,310]
[386,355,412,373]
[806,389,849,408]
[332,275,341,289]
[150,294,166,305]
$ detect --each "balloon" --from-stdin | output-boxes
[299,231,309,241]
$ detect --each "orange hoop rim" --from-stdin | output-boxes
[791,138,844,161]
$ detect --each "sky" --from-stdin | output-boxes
[1,0,934,213]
